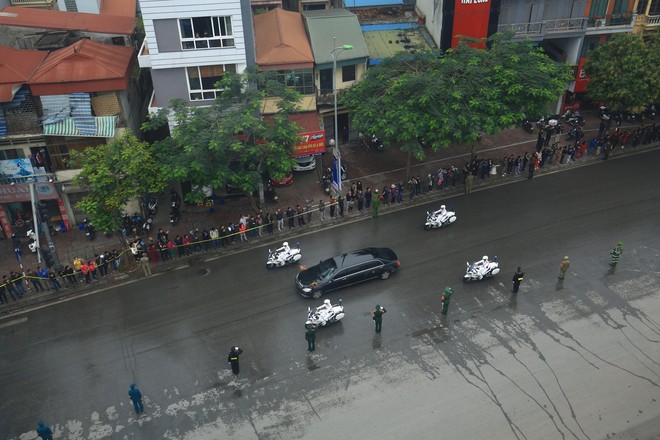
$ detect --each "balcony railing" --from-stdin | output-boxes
[498,17,587,37]
[586,13,635,27]
[9,0,54,6]
[635,14,660,27]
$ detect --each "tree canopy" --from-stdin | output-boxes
[70,131,167,233]
[341,32,572,160]
[584,33,659,113]
[145,68,304,206]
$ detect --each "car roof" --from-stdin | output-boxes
[333,247,397,268]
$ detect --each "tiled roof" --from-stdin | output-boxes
[0,6,135,35]
[0,45,48,102]
[100,0,137,18]
[29,39,134,95]
[254,8,314,69]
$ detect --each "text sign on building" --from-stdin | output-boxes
[452,0,491,49]
[0,182,59,203]
[292,130,327,157]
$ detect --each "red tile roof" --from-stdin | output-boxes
[0,45,48,102]
[100,0,137,18]
[29,39,134,95]
[0,6,135,35]
[254,8,314,70]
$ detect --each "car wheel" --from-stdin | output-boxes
[312,290,323,299]
[380,271,391,280]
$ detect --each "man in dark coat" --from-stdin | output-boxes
[228,346,244,375]
[512,267,524,293]
[128,383,144,414]
[306,326,316,352]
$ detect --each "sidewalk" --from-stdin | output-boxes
[1,114,658,316]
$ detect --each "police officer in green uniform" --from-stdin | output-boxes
[372,305,386,333]
[441,287,453,315]
[512,266,524,293]
[609,241,623,272]
[305,326,316,352]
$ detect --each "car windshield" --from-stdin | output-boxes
[299,258,337,284]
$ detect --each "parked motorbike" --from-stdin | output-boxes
[306,298,345,327]
[521,117,534,133]
[424,205,457,230]
[599,105,611,121]
[169,208,180,226]
[82,218,96,241]
[565,125,583,141]
[26,229,37,253]
[561,110,585,127]
[147,194,158,214]
[141,218,153,236]
[322,170,332,194]
[463,255,500,282]
[267,241,302,269]
[265,180,278,203]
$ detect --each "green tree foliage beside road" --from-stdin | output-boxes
[70,131,167,233]
[145,68,303,207]
[341,32,572,160]
[584,33,659,113]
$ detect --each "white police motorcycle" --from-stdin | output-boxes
[463,256,500,282]
[424,205,457,230]
[266,241,302,269]
[306,299,345,327]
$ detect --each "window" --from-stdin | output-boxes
[186,64,236,101]
[341,65,356,83]
[271,69,314,95]
[179,17,234,50]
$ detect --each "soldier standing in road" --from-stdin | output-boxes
[372,189,380,217]
[464,173,474,194]
[306,325,316,352]
[609,241,623,273]
[36,421,53,440]
[558,256,570,279]
[441,287,453,315]
[128,384,144,415]
[228,346,244,375]
[512,267,524,293]
[372,305,387,333]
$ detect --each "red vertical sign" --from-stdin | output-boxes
[452,0,492,48]
[0,205,12,238]
[574,57,590,93]
[56,197,71,232]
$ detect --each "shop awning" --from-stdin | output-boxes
[42,116,117,138]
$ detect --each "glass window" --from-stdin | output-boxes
[269,69,315,95]
[342,65,356,83]
[589,0,608,16]
[179,16,235,50]
[186,65,236,101]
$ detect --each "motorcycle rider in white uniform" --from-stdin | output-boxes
[434,205,448,222]
[476,255,490,278]
[318,299,333,322]
[276,241,291,257]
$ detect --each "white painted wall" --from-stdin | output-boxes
[415,0,442,47]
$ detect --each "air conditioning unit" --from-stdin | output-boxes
[595,18,606,27]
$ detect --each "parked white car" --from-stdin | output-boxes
[293,155,316,172]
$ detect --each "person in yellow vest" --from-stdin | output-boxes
[512,267,524,293]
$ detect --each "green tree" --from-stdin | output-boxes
[342,32,571,166]
[147,68,303,209]
[70,131,168,233]
[584,33,659,113]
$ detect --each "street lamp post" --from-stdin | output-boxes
[331,36,352,194]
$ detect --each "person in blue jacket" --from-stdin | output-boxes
[128,383,144,414]
[36,421,53,440]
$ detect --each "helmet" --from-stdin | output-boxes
[482,256,488,261]
[283,242,288,247]
[37,421,44,427]
[130,383,136,389]
[323,299,331,306]
[440,205,446,210]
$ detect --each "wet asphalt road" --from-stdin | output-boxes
[1,149,659,440]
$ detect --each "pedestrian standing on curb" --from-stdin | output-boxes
[372,189,380,217]
[338,195,345,217]
[558,256,570,279]
[441,287,453,315]
[365,187,372,209]
[228,346,244,375]
[609,241,623,273]
[306,199,313,224]
[306,325,316,352]
[37,266,50,291]
[128,384,144,415]
[318,200,325,222]
[276,208,284,231]
[329,195,336,218]
[286,206,295,229]
[372,304,387,333]
[27,269,45,292]
[512,267,524,293]
[296,205,306,227]
[140,253,152,277]
[36,421,53,440]
[464,173,474,194]
[48,271,61,293]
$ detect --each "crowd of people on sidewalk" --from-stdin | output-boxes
[2,122,657,307]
